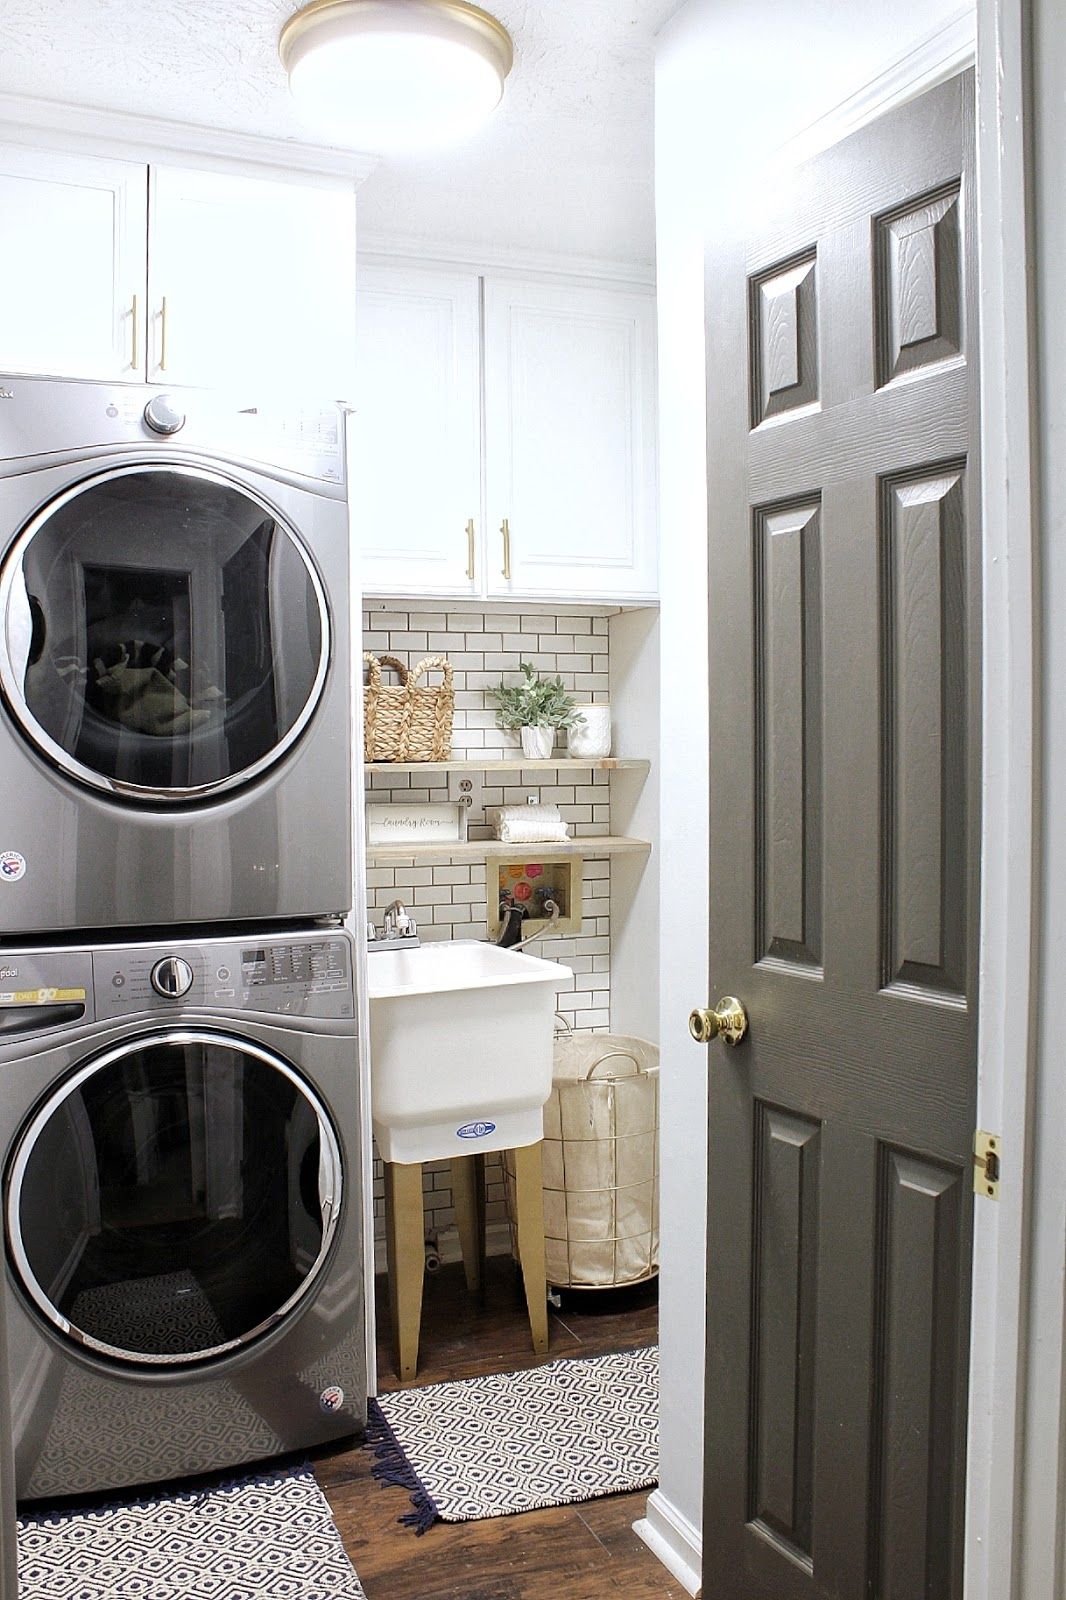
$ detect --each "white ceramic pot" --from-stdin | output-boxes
[567,704,612,758]
[521,724,555,760]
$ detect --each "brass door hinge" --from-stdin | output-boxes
[974,1131,1001,1200]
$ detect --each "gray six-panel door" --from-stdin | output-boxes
[702,73,980,1599]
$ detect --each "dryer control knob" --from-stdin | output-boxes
[151,955,194,999]
[143,394,186,435]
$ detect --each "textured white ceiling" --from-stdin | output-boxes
[0,0,684,265]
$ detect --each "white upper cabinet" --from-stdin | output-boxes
[0,145,356,394]
[0,148,147,382]
[483,276,658,599]
[147,166,357,396]
[352,264,481,595]
[354,265,659,602]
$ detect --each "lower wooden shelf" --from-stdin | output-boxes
[365,836,651,865]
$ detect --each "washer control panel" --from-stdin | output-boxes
[92,933,353,1020]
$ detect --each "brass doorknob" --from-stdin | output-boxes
[689,998,748,1046]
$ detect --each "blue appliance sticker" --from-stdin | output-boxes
[457,1121,496,1140]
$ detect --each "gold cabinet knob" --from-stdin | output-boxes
[689,998,748,1047]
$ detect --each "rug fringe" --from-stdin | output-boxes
[365,1397,440,1535]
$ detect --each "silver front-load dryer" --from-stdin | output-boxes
[0,375,353,936]
[0,927,366,1501]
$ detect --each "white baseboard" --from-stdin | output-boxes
[634,1490,702,1597]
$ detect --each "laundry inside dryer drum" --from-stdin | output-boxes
[1,464,328,799]
[6,1033,343,1365]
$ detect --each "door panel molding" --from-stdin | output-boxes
[748,1102,821,1566]
[754,498,824,973]
[874,180,965,387]
[879,459,969,998]
[868,1144,965,1598]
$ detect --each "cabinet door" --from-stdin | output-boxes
[147,166,356,395]
[0,148,147,382]
[352,265,482,595]
[483,277,658,599]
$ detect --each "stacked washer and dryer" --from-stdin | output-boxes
[0,375,365,1500]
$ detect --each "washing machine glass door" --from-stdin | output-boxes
[0,463,329,801]
[5,1030,343,1366]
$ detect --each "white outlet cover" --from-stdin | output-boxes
[447,769,484,813]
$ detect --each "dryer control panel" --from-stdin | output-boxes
[93,933,354,1021]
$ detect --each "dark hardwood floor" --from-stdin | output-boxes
[313,1256,687,1600]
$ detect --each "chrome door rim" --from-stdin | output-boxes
[4,1027,344,1367]
[0,461,332,803]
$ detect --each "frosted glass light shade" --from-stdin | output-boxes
[279,0,514,151]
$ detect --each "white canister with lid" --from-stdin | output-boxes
[567,704,612,758]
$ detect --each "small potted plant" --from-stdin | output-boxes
[489,662,584,759]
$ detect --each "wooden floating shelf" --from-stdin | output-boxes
[365,757,650,775]
[366,836,652,864]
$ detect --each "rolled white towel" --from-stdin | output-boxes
[499,818,571,844]
[493,803,571,844]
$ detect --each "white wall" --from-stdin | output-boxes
[646,0,975,1589]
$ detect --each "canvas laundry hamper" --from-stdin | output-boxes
[507,1032,659,1289]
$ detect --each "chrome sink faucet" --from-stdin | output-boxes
[367,899,420,951]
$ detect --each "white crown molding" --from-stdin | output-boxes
[358,229,656,288]
[779,6,977,164]
[0,90,380,186]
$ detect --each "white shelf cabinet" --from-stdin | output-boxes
[0,148,147,383]
[352,262,659,603]
[483,276,658,600]
[366,835,651,865]
[352,264,481,594]
[365,757,649,775]
[0,145,357,395]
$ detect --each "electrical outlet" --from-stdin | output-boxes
[447,769,483,817]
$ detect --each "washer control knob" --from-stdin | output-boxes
[151,955,194,999]
[143,394,186,436]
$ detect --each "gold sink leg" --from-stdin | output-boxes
[512,1142,549,1359]
[384,1160,425,1382]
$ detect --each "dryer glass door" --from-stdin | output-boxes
[0,464,329,801]
[5,1031,343,1366]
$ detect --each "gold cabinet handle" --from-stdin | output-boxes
[159,295,169,373]
[689,998,748,1047]
[130,293,140,371]
[465,519,476,581]
[501,517,512,580]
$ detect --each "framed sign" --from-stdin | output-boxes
[366,802,468,847]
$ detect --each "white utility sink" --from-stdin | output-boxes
[367,940,572,1164]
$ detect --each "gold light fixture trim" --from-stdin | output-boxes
[279,0,514,149]
[279,0,514,79]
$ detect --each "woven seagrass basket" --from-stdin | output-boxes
[363,653,455,762]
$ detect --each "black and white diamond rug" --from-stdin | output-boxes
[17,1461,366,1599]
[367,1344,658,1534]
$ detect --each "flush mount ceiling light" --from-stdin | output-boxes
[279,0,514,151]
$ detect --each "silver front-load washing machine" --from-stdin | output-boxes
[0,926,365,1501]
[0,375,353,937]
